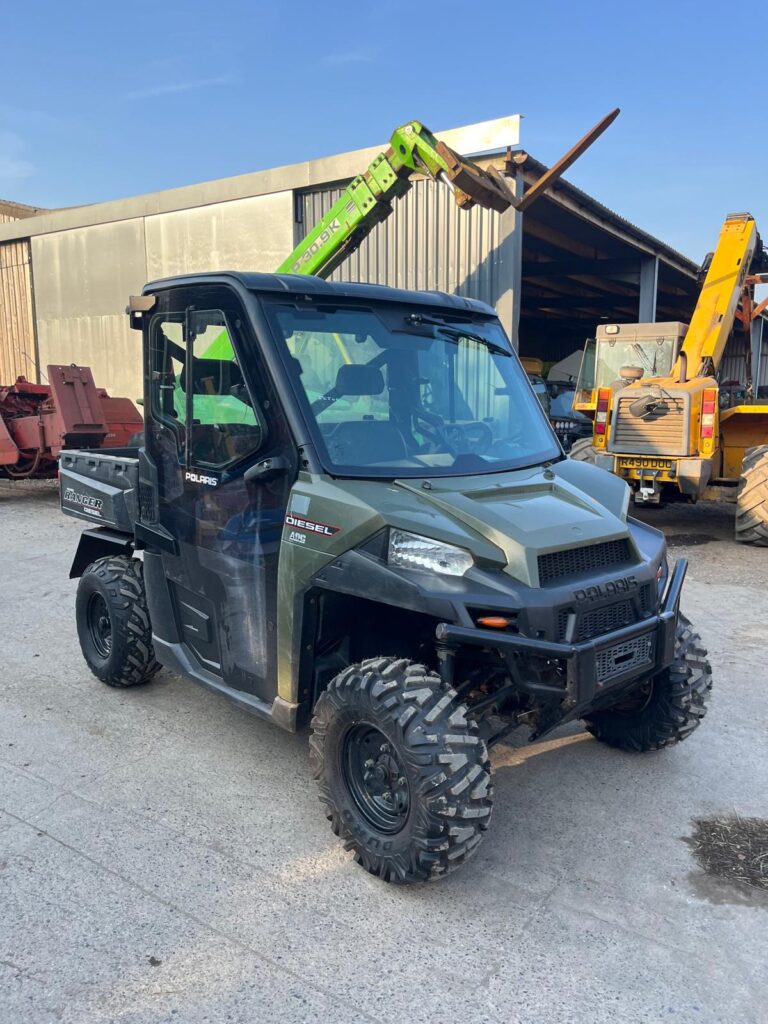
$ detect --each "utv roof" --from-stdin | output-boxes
[143,271,497,316]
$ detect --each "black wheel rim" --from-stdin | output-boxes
[87,593,113,659]
[342,724,410,834]
[612,680,654,715]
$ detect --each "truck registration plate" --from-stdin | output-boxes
[619,457,673,470]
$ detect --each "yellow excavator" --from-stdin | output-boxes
[570,212,768,543]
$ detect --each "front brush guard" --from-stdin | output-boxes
[435,559,687,714]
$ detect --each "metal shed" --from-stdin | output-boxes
[2,116,758,400]
[0,200,44,383]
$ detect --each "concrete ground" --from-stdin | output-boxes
[1,482,766,1024]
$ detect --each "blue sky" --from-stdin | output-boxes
[1,0,765,263]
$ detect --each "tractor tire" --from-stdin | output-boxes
[76,555,160,688]
[309,657,493,884]
[569,436,598,463]
[583,613,712,752]
[735,445,768,546]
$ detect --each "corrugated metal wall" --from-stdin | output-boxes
[299,178,507,305]
[0,239,36,383]
[29,191,294,402]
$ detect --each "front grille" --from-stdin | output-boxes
[610,395,688,456]
[538,539,632,584]
[558,583,654,641]
[596,634,655,684]
[559,599,633,641]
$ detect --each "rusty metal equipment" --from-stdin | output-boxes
[0,364,142,479]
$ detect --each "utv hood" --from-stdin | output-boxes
[391,458,631,587]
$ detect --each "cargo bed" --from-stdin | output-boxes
[59,448,139,534]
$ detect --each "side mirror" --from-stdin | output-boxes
[126,294,156,331]
[244,455,290,484]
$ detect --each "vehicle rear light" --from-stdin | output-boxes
[595,388,611,435]
[700,388,718,440]
[596,388,611,413]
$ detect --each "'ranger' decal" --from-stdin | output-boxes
[284,513,340,537]
[63,488,103,516]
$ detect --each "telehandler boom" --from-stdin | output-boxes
[277,112,620,281]
[197,110,618,365]
[571,212,768,544]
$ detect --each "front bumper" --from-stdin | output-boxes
[435,558,687,712]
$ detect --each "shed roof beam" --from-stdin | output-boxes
[522,257,642,278]
[638,256,659,322]
[523,294,632,308]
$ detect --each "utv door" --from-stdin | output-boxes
[144,283,296,702]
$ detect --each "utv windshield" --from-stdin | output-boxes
[263,301,560,478]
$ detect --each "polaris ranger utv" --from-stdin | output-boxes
[60,272,712,883]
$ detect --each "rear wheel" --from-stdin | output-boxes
[735,445,768,546]
[583,614,712,751]
[569,436,597,463]
[76,556,160,687]
[309,657,493,883]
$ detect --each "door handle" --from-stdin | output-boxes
[244,455,290,484]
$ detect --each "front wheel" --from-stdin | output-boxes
[568,436,598,463]
[583,614,712,751]
[76,556,160,687]
[309,657,493,883]
[735,445,768,546]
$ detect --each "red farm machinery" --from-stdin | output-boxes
[0,364,142,479]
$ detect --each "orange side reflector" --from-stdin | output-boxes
[477,616,510,629]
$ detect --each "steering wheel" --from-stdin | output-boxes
[412,409,456,454]
[443,421,494,455]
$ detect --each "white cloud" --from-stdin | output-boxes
[126,75,235,100]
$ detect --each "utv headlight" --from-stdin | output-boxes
[388,529,474,577]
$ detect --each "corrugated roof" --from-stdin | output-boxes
[0,199,46,220]
[513,152,698,277]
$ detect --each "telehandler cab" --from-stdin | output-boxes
[59,117,711,883]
